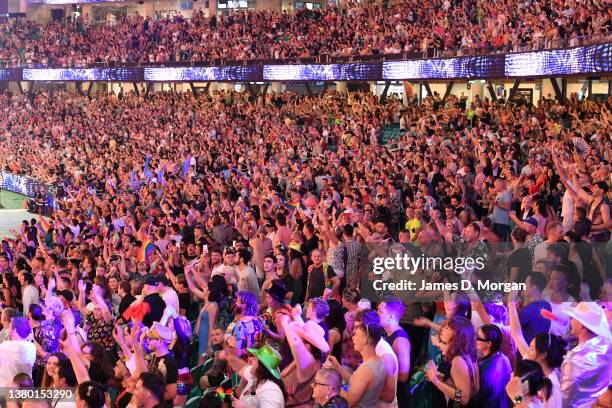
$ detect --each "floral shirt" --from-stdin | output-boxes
[226,317,264,350]
[85,312,115,352]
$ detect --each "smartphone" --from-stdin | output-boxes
[202,244,209,254]
[521,379,530,396]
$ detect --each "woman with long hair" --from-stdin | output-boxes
[414,291,473,362]
[2,273,20,309]
[81,342,114,386]
[325,299,346,364]
[185,266,221,362]
[427,315,480,407]
[287,247,305,304]
[505,360,553,408]
[218,344,286,408]
[41,352,71,389]
[508,297,566,408]
[79,278,114,354]
[274,252,295,304]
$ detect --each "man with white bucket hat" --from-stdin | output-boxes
[560,302,612,408]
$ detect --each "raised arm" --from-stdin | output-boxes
[507,295,529,357]
[184,267,206,300]
[280,316,316,380]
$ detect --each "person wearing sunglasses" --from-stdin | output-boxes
[311,368,348,408]
[476,324,512,408]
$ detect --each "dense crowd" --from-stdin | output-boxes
[0,87,610,408]
[1,0,611,67]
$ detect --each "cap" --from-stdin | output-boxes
[144,276,160,286]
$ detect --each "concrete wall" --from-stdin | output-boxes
[255,0,281,10]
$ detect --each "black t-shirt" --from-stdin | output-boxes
[508,247,532,283]
[306,264,336,300]
[118,294,136,316]
[302,236,319,258]
[149,353,179,405]
[142,294,166,327]
[178,291,190,312]
[280,273,295,294]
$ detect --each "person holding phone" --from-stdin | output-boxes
[505,360,552,408]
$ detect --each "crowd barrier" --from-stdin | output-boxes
[0,43,610,82]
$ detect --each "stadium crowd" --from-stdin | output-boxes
[1,0,611,67]
[0,86,611,408]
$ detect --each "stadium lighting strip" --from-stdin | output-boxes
[4,43,609,83]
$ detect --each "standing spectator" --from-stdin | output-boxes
[339,224,362,290]
[305,250,339,302]
[19,271,39,315]
[505,360,553,407]
[427,316,480,407]
[219,344,287,408]
[326,309,386,407]
[0,308,18,343]
[130,373,165,408]
[378,296,411,407]
[123,276,166,327]
[186,270,220,360]
[226,291,264,353]
[561,302,612,407]
[0,317,36,387]
[156,276,180,316]
[490,179,512,241]
[236,249,261,302]
[516,273,552,344]
[476,324,512,408]
[136,322,179,405]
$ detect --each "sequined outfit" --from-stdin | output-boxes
[561,336,612,408]
[33,319,62,367]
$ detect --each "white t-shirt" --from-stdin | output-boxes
[239,365,284,408]
[545,369,562,408]
[237,265,261,302]
[161,288,180,315]
[0,340,36,387]
[22,285,40,315]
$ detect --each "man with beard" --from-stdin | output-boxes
[225,291,264,354]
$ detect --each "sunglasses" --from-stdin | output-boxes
[436,335,448,346]
[476,337,490,342]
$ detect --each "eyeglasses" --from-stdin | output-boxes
[313,382,332,388]
[476,337,490,342]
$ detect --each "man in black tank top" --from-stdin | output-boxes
[378,297,412,408]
